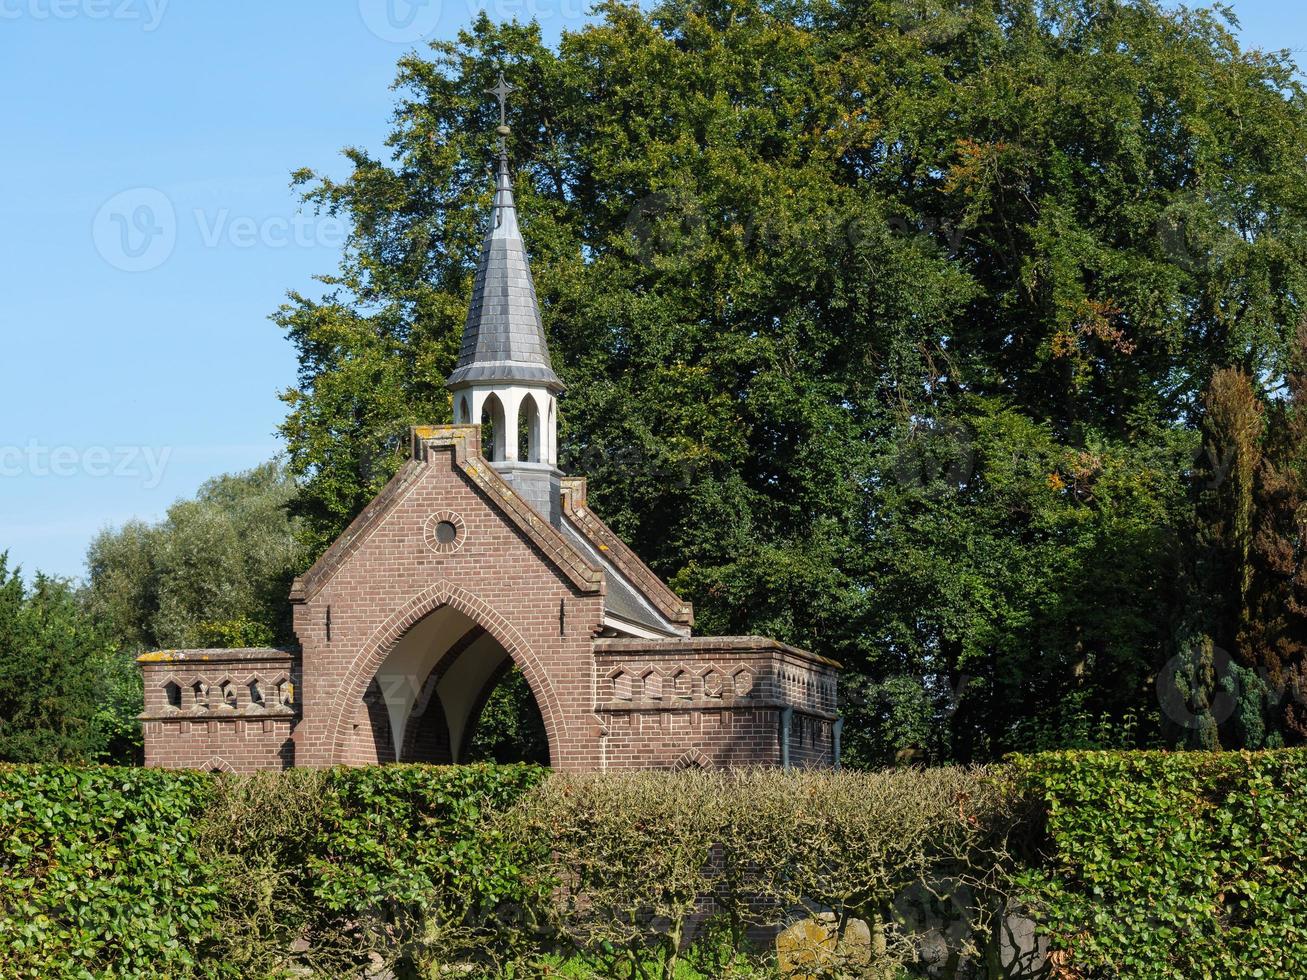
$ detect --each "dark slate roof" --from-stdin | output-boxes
[557,517,682,637]
[447,152,563,392]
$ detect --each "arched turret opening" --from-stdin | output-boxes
[480,393,506,462]
[518,392,541,463]
[547,399,555,463]
[458,395,471,424]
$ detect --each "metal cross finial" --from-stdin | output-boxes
[486,72,515,129]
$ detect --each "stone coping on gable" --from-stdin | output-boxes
[592,635,842,671]
[560,476,694,627]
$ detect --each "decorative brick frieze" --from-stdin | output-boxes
[138,648,299,772]
[592,636,841,770]
[593,636,839,717]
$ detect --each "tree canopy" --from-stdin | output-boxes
[0,556,131,763]
[276,0,1307,763]
[86,460,306,653]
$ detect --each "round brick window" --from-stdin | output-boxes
[423,512,466,554]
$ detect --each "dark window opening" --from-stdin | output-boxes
[463,666,549,766]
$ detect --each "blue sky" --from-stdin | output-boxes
[0,0,1300,581]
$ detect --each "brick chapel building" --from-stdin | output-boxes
[138,90,841,773]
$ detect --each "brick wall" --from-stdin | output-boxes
[288,427,608,771]
[138,648,298,772]
[593,637,840,769]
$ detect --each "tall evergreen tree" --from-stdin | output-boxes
[1173,368,1267,748]
[1245,329,1307,737]
[0,556,120,763]
[1197,368,1264,653]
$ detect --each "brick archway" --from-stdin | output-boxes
[328,579,565,765]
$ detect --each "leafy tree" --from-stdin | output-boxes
[86,460,306,652]
[74,462,305,761]
[275,0,1307,762]
[0,555,125,762]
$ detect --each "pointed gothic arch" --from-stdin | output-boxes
[327,579,565,766]
[457,658,547,763]
[397,624,485,763]
[518,391,541,463]
[480,393,506,462]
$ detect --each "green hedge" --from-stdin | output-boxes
[308,763,546,974]
[0,763,545,979]
[0,765,218,978]
[510,767,1022,979]
[1014,749,1307,979]
[4,754,1306,978]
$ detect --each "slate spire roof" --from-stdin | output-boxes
[446,141,563,392]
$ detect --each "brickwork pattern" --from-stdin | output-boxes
[593,637,840,769]
[140,427,841,773]
[288,427,605,770]
[138,649,298,772]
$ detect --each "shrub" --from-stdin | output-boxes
[11,753,1307,979]
[1013,749,1307,979]
[0,765,216,979]
[307,764,546,975]
[189,768,333,978]
[0,763,545,979]
[510,768,1024,979]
